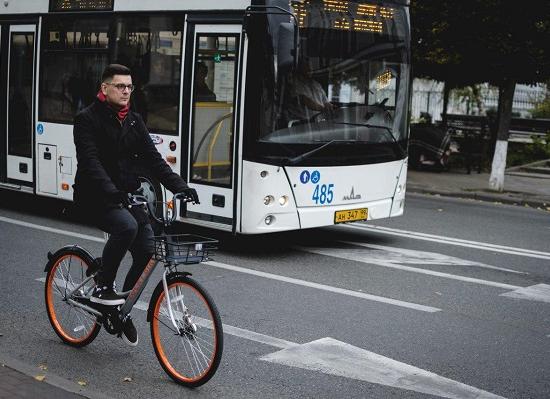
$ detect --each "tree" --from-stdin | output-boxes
[411,0,550,191]
[531,81,550,118]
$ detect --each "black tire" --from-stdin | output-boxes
[45,248,101,347]
[149,275,223,387]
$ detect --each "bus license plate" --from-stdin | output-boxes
[334,208,368,224]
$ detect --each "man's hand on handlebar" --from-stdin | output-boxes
[110,190,130,206]
[178,188,200,205]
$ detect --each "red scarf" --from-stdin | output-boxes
[97,91,129,122]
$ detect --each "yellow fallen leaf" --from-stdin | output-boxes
[35,375,46,382]
[77,380,87,386]
[123,377,133,382]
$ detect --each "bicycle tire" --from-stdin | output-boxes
[45,248,101,347]
[149,274,223,387]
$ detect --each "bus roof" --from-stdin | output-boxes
[1,0,253,15]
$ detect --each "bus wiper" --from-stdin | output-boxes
[287,139,354,165]
[333,122,406,157]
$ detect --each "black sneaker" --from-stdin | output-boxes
[90,285,125,306]
[121,316,138,347]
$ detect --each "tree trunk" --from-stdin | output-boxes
[488,79,516,192]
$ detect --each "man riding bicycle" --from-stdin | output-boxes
[73,64,198,346]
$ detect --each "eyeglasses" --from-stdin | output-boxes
[105,83,135,92]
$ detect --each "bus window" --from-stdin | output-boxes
[190,34,238,187]
[39,17,109,124]
[112,16,184,135]
[8,32,34,158]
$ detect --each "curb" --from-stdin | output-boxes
[407,186,550,210]
[0,354,113,399]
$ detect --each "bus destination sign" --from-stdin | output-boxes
[292,0,395,34]
[50,0,114,12]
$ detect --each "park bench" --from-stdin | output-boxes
[508,118,550,143]
[444,114,490,174]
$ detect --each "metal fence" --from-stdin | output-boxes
[411,83,547,122]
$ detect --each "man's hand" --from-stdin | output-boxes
[180,188,200,204]
[110,190,129,206]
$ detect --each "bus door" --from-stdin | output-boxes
[0,24,36,189]
[183,24,242,231]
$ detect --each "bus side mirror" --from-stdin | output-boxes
[277,22,299,72]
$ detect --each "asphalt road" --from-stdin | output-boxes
[0,192,549,399]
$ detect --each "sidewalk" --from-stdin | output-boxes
[0,365,85,399]
[407,169,550,210]
[0,355,99,399]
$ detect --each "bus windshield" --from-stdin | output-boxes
[244,0,410,166]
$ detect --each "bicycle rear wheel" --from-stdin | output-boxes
[45,249,101,347]
[150,275,223,387]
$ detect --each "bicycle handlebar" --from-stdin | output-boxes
[128,192,194,226]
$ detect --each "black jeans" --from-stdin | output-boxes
[96,207,154,292]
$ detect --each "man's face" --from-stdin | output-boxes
[101,74,132,109]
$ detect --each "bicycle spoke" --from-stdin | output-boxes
[153,314,179,334]
[185,336,210,372]
[152,277,221,386]
[47,253,99,345]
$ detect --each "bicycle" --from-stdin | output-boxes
[44,193,223,387]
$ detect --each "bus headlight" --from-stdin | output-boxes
[264,215,275,225]
[263,195,274,205]
[279,195,288,206]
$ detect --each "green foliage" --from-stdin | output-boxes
[530,95,550,118]
[507,133,550,167]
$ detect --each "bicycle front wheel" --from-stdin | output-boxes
[150,275,223,387]
[45,249,101,347]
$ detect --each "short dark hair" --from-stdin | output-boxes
[102,64,131,82]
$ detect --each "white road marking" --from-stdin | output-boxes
[12,212,438,313]
[342,242,526,274]
[500,284,550,303]
[301,245,520,290]
[261,337,505,399]
[0,216,105,242]
[134,300,297,349]
[36,277,305,349]
[343,223,550,261]
[35,278,503,398]
[207,260,440,313]
[300,245,550,304]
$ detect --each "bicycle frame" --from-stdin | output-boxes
[60,194,204,331]
[62,256,183,332]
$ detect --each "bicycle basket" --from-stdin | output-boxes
[152,234,218,265]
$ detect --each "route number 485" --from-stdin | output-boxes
[312,184,334,205]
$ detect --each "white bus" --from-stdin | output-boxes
[0,0,411,234]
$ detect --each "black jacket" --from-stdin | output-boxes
[73,99,188,214]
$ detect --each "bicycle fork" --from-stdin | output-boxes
[162,269,197,336]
